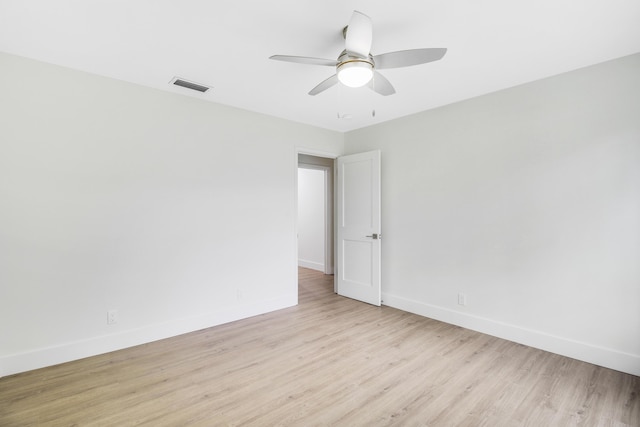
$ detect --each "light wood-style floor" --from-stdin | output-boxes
[1,268,639,426]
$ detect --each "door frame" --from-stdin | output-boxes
[295,148,339,293]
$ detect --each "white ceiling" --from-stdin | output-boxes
[1,0,639,132]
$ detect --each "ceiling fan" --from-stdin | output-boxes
[270,11,447,96]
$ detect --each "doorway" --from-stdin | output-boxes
[295,150,382,305]
[297,153,334,276]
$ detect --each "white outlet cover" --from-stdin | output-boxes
[457,293,467,306]
[107,309,118,324]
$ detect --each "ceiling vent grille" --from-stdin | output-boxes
[170,77,211,93]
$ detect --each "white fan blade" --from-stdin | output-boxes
[368,71,395,96]
[270,55,338,67]
[309,74,339,96]
[345,11,372,58]
[373,48,447,70]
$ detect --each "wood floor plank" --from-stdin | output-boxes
[1,268,638,426]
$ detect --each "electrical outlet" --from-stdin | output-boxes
[107,309,118,325]
[457,293,467,306]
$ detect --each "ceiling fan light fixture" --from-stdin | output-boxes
[337,60,373,88]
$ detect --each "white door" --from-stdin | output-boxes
[336,150,381,306]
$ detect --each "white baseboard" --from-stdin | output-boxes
[6,293,637,378]
[382,293,640,377]
[0,295,296,378]
[298,259,325,272]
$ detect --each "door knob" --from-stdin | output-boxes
[366,233,381,239]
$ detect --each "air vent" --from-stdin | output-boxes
[169,77,211,93]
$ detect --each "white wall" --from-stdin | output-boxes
[297,167,325,271]
[345,53,640,376]
[0,52,343,376]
